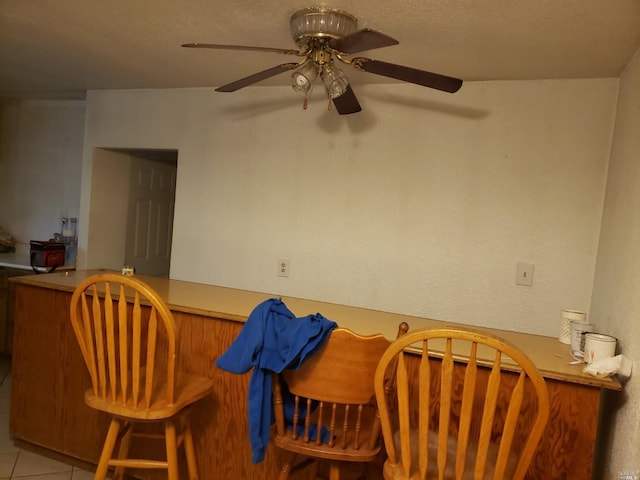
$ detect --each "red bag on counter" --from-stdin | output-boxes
[30,240,65,273]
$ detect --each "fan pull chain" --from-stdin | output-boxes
[328,100,333,111]
[303,96,308,110]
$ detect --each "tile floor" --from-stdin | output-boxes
[0,356,94,480]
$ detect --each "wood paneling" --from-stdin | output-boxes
[0,267,33,354]
[10,285,109,460]
[398,354,598,480]
[528,379,599,479]
[10,284,601,480]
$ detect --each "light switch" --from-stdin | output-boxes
[516,262,534,286]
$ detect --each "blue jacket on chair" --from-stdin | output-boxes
[215,298,337,463]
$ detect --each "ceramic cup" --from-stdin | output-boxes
[583,333,617,364]
[559,310,586,344]
[570,321,594,356]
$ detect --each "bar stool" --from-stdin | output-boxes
[374,327,550,480]
[69,273,214,480]
[272,322,409,480]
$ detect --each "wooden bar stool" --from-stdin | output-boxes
[374,327,550,480]
[272,322,409,480]
[69,273,214,480]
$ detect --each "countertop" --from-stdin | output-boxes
[0,253,32,270]
[10,269,622,391]
[0,252,75,272]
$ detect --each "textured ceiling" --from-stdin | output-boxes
[1,0,639,100]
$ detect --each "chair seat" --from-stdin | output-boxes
[273,403,382,463]
[85,371,213,420]
[384,415,519,479]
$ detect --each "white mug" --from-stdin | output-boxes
[583,333,617,364]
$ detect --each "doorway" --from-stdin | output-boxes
[87,148,178,277]
[123,152,177,277]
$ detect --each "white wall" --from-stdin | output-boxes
[590,48,640,477]
[85,148,131,270]
[2,75,635,474]
[81,79,617,337]
[0,100,85,250]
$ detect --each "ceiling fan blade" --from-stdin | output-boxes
[330,29,399,54]
[352,58,463,93]
[216,63,300,92]
[332,85,362,115]
[182,43,300,56]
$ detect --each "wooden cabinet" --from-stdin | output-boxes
[9,276,619,479]
[0,267,32,355]
[10,284,287,480]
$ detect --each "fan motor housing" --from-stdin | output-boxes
[290,8,357,46]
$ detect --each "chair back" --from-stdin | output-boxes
[274,327,391,456]
[374,327,550,480]
[70,273,178,410]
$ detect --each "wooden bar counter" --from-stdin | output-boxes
[9,270,621,479]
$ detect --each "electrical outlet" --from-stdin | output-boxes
[277,259,290,277]
[515,262,534,286]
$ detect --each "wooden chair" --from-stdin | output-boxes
[374,327,550,480]
[69,273,214,480]
[273,322,409,480]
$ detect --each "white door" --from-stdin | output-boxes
[124,156,177,277]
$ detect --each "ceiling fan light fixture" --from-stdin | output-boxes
[291,60,318,94]
[290,8,358,46]
[321,62,349,99]
[184,6,463,114]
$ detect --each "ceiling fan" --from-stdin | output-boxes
[182,7,463,115]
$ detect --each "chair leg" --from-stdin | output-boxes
[95,417,122,480]
[165,419,179,480]
[182,415,199,480]
[278,451,297,480]
[112,421,132,480]
[328,461,341,480]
